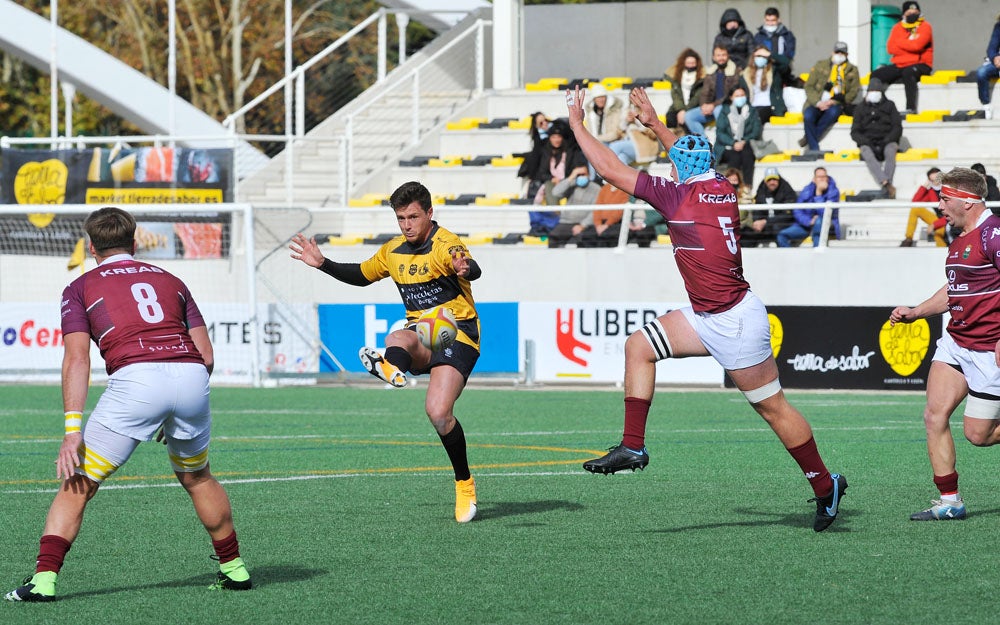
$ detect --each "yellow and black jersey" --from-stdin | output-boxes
[360,222,480,350]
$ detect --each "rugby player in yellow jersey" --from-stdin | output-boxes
[290,181,482,522]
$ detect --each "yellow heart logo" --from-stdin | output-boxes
[768,313,783,358]
[13,159,69,204]
[878,319,931,377]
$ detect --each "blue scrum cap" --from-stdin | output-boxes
[668,134,714,183]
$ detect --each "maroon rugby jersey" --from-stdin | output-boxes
[61,255,207,374]
[633,170,749,313]
[946,214,1000,350]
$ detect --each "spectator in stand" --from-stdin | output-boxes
[609,105,662,167]
[743,45,788,125]
[851,78,902,198]
[583,84,626,146]
[745,167,796,247]
[713,8,756,70]
[802,42,861,152]
[546,166,598,248]
[900,167,946,247]
[685,46,747,136]
[870,1,933,114]
[975,15,1000,119]
[664,48,705,135]
[777,167,841,247]
[516,111,553,201]
[754,7,798,87]
[971,163,1000,203]
[714,85,762,186]
[725,168,758,247]
[579,182,627,248]
[524,119,588,236]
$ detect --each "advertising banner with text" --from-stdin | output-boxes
[518,302,724,384]
[721,306,943,390]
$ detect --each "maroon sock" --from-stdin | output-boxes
[933,471,959,496]
[622,397,651,450]
[786,437,832,497]
[212,530,241,564]
[35,535,72,574]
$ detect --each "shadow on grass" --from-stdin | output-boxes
[60,564,326,599]
[481,499,586,521]
[648,506,858,533]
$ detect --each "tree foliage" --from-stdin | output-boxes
[0,0,433,139]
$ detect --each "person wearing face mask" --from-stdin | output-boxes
[545,166,599,248]
[742,46,787,125]
[869,1,933,114]
[900,167,947,247]
[801,42,861,153]
[712,8,756,70]
[516,111,554,201]
[664,48,705,134]
[685,46,748,136]
[714,85,762,186]
[851,78,902,198]
[753,7,799,88]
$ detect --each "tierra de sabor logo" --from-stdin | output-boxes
[878,318,931,376]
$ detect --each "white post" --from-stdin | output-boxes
[49,0,58,146]
[284,0,294,207]
[61,82,75,142]
[395,12,410,65]
[242,203,261,387]
[377,9,387,82]
[295,72,306,137]
[344,117,353,199]
[411,72,420,146]
[168,0,176,144]
[839,0,872,76]
[475,20,484,95]
[491,0,523,90]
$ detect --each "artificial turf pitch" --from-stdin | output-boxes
[1,384,996,624]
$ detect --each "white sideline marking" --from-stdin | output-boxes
[2,470,584,495]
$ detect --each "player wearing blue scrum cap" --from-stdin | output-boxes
[565,86,847,532]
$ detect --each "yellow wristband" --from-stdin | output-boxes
[64,411,83,434]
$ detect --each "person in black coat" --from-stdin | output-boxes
[850,78,902,198]
[743,167,796,247]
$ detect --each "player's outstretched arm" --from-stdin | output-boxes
[59,332,90,479]
[566,86,639,196]
[630,87,677,151]
[289,233,325,268]
[889,285,949,325]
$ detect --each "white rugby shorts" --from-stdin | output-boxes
[932,332,1000,420]
[680,290,773,371]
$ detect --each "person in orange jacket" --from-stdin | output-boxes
[870,1,933,114]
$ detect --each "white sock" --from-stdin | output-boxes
[941,493,961,503]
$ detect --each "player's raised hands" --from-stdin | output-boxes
[629,87,659,127]
[289,233,324,268]
[566,86,586,130]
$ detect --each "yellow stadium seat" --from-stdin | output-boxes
[860,74,871,85]
[837,115,853,124]
[491,155,524,167]
[326,235,366,246]
[462,233,501,246]
[428,157,464,167]
[445,118,488,131]
[758,153,791,163]
[652,80,672,90]
[525,77,568,91]
[508,117,532,130]
[825,149,860,162]
[768,112,803,125]
[897,148,939,161]
[522,235,548,246]
[431,194,453,205]
[905,110,948,123]
[657,234,672,245]
[474,196,510,206]
[348,194,387,207]
[599,76,633,90]
[920,70,965,84]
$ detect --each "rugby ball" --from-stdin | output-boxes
[415,306,458,352]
